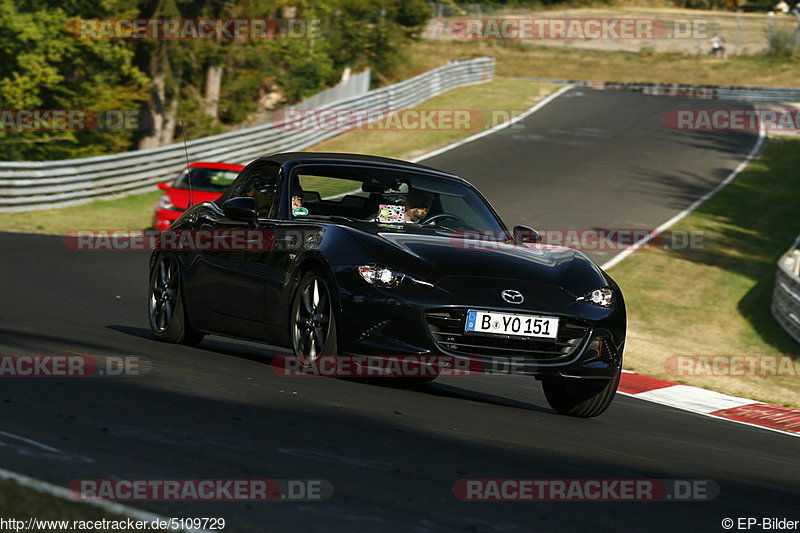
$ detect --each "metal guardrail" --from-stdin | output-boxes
[291,69,372,111]
[0,57,495,213]
[511,77,800,102]
[772,235,800,345]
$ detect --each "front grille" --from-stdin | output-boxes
[425,308,588,361]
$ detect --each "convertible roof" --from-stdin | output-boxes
[256,152,466,182]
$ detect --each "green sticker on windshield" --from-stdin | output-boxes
[292,207,309,217]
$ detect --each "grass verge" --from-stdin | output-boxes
[0,79,555,235]
[307,78,556,159]
[393,40,800,88]
[0,192,162,235]
[0,479,129,524]
[609,137,800,407]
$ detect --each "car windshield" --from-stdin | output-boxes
[173,167,239,193]
[289,164,508,238]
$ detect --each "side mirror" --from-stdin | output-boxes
[157,182,170,191]
[222,197,258,222]
[513,225,542,246]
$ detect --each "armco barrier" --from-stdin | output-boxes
[772,236,800,345]
[511,77,800,102]
[0,57,494,213]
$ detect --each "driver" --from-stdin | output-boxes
[290,179,307,215]
[403,188,432,223]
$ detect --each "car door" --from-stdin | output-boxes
[191,161,283,340]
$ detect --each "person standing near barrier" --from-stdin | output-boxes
[709,34,726,56]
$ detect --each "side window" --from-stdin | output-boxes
[228,162,280,219]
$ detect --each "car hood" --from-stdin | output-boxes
[348,226,609,297]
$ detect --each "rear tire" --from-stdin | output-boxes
[541,369,620,418]
[148,254,204,346]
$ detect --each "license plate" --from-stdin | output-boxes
[465,310,559,339]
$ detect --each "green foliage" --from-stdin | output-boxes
[0,0,148,160]
[321,0,432,77]
[0,0,431,157]
[766,26,800,57]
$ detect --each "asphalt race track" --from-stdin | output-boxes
[1,88,796,532]
[426,87,761,265]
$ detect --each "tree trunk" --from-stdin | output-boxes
[203,64,223,118]
[160,94,179,145]
[138,70,166,150]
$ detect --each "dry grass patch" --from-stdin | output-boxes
[610,137,800,407]
[311,79,557,160]
[397,40,800,88]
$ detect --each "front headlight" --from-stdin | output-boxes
[155,195,174,211]
[579,287,614,307]
[357,265,433,288]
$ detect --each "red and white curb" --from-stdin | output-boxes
[618,370,800,437]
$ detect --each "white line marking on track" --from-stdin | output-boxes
[600,120,767,271]
[413,84,575,163]
[0,430,93,463]
[0,430,61,452]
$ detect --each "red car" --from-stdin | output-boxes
[152,162,245,231]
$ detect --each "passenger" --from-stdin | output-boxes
[403,188,433,223]
[369,188,433,223]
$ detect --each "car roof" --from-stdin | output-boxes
[255,152,468,183]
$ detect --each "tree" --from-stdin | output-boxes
[0,0,149,160]
[0,0,432,158]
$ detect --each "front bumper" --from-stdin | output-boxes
[153,208,183,232]
[335,278,625,380]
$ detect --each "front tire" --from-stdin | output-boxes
[291,269,338,366]
[148,254,204,345]
[541,369,620,418]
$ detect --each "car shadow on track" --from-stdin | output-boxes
[106,324,553,414]
[422,382,552,414]
[106,324,290,361]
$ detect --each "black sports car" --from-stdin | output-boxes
[148,152,626,417]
